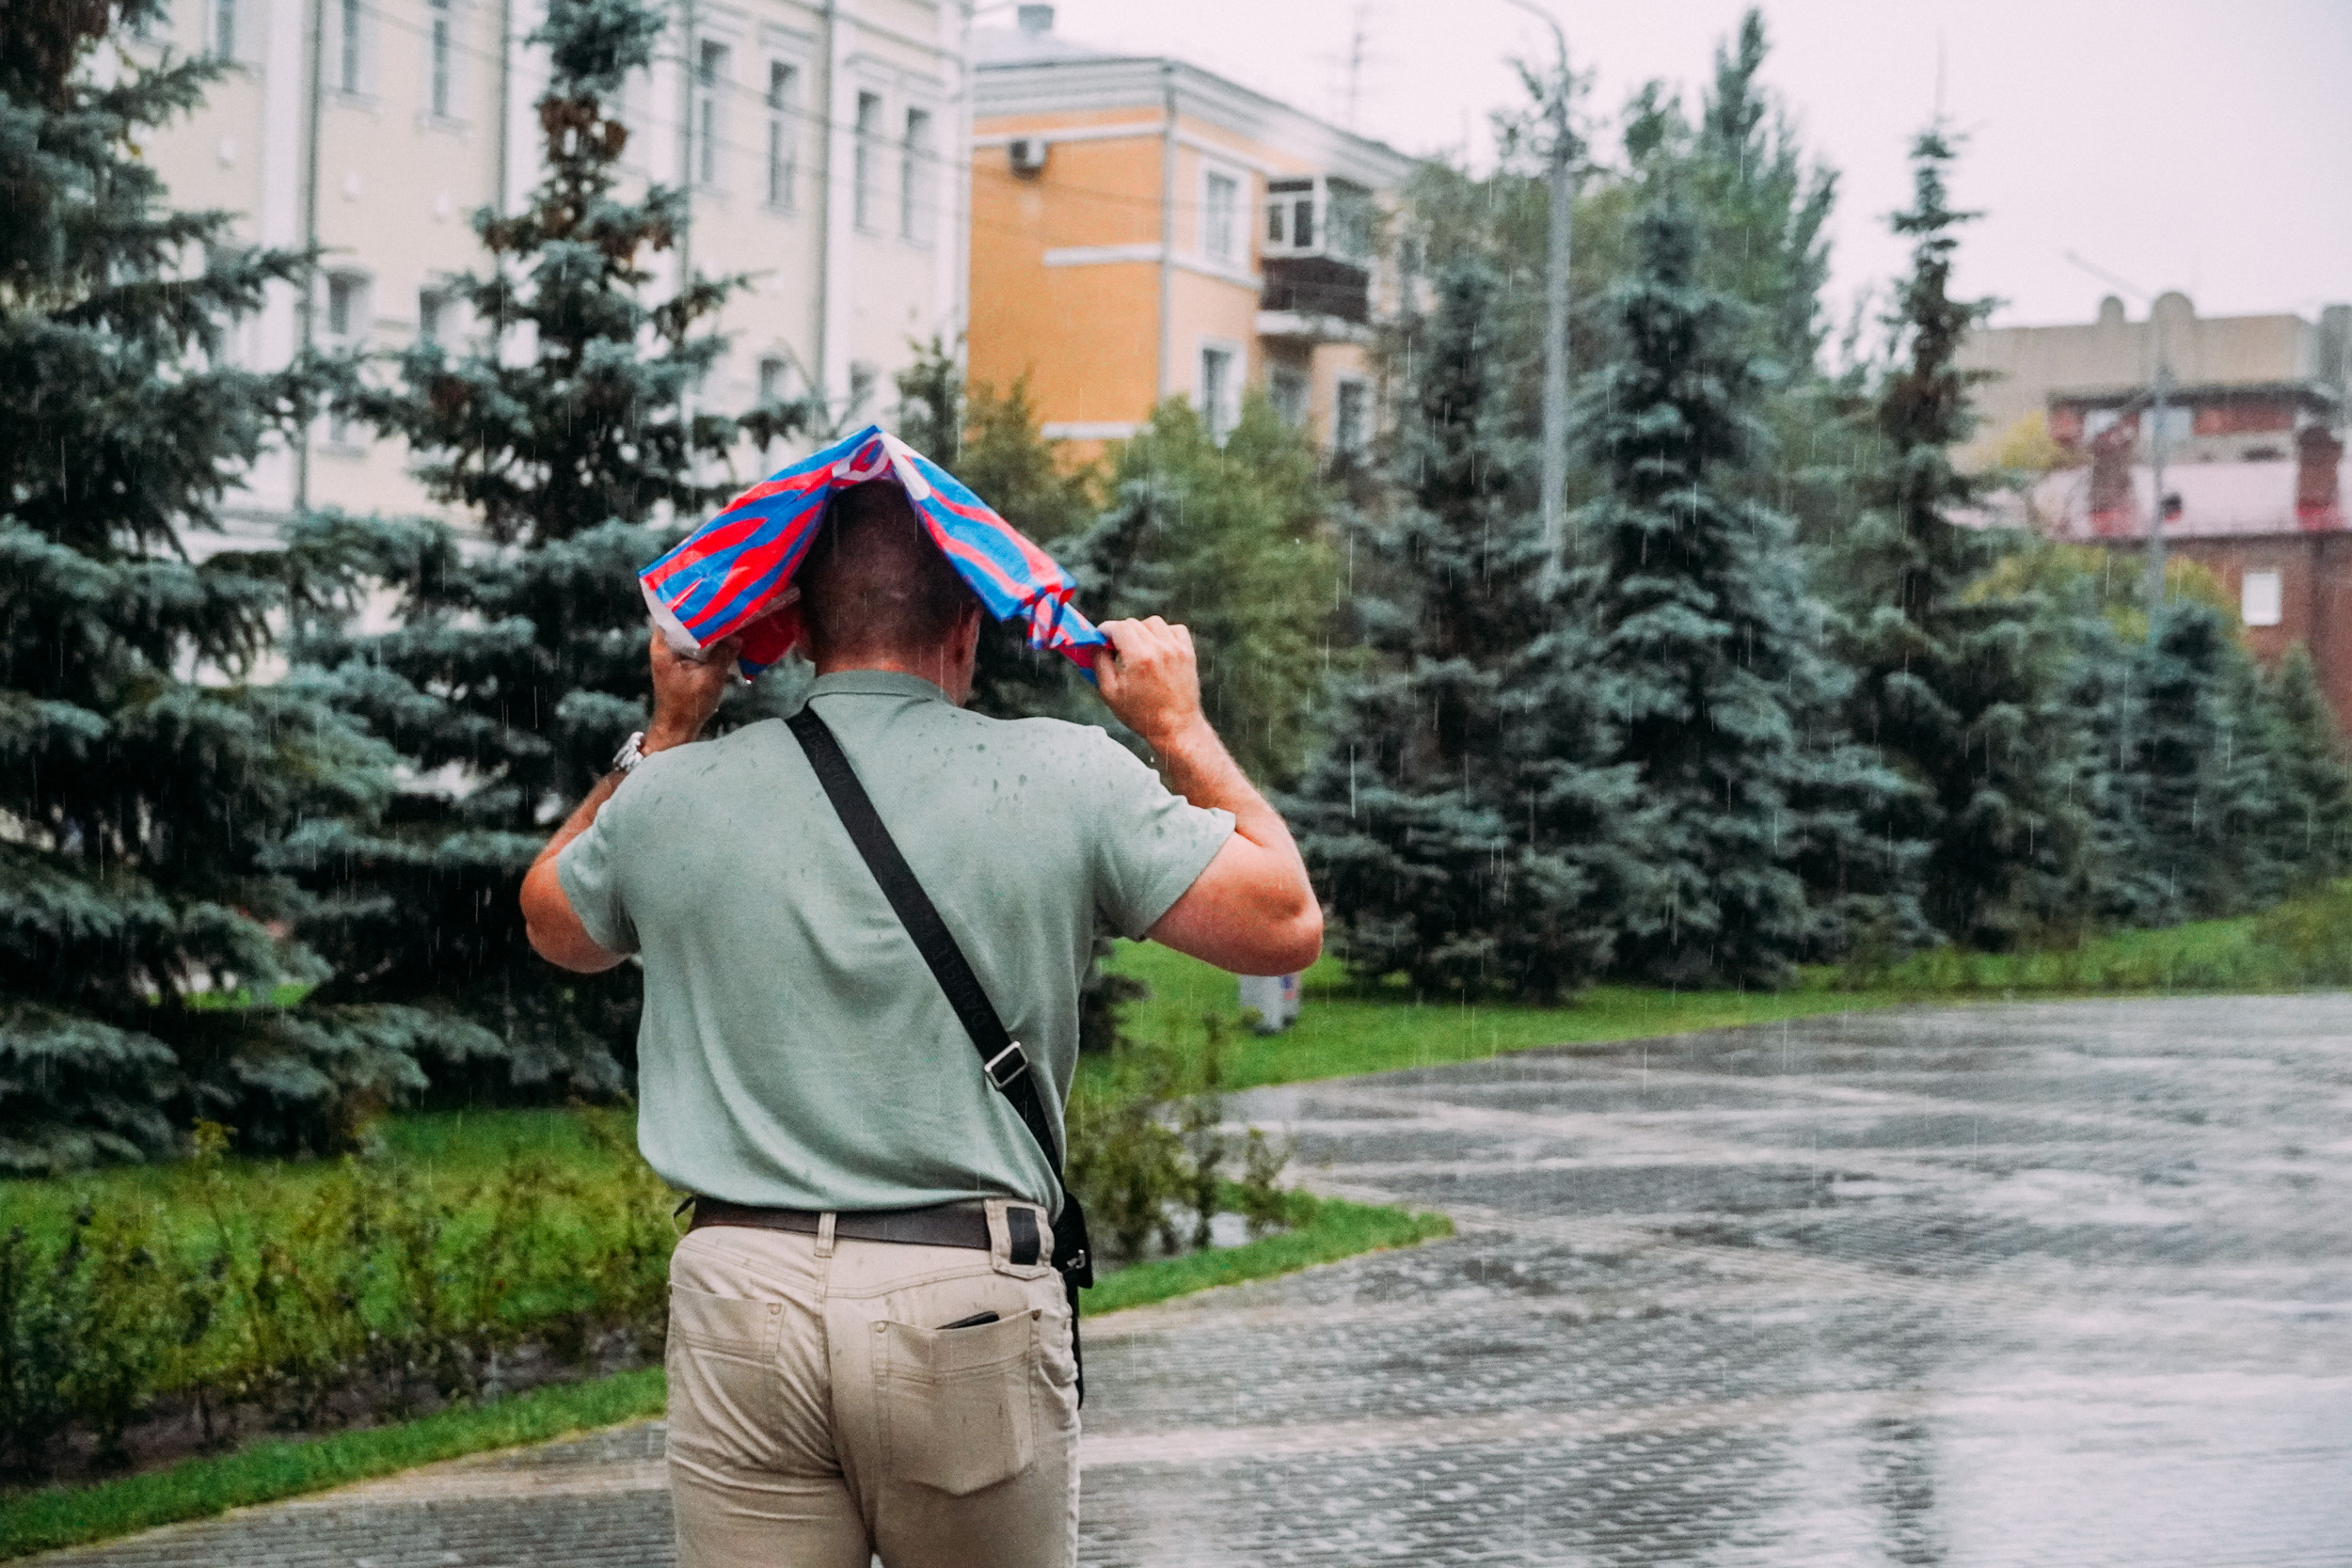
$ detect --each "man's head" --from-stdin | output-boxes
[797,480,983,702]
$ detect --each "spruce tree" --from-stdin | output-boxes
[1292,259,1634,997]
[1576,193,1910,987]
[285,0,790,1094]
[1688,10,1837,370]
[1837,127,2075,948]
[2131,604,2258,922]
[2052,606,2168,929]
[2262,645,2352,881]
[0,0,447,1168]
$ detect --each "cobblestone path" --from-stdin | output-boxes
[38,996,2352,1566]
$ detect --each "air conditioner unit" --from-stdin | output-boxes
[1008,137,1049,176]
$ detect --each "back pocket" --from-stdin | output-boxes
[668,1283,782,1360]
[877,1309,1038,1497]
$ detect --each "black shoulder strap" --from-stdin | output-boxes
[786,705,1093,1293]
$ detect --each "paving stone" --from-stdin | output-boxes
[33,997,2352,1565]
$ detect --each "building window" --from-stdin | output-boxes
[765,62,799,209]
[337,0,364,93]
[900,107,933,243]
[2082,407,2121,440]
[427,0,453,117]
[853,91,882,230]
[1264,176,1370,263]
[325,274,368,343]
[324,274,369,445]
[756,356,790,405]
[1203,169,1239,264]
[1199,343,1238,443]
[417,288,444,345]
[211,0,238,60]
[2145,404,2193,448]
[2243,570,2283,628]
[1269,367,1309,430]
[1334,377,1370,456]
[694,41,728,187]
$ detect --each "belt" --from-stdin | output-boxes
[688,1197,999,1251]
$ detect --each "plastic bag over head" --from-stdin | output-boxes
[640,424,1107,678]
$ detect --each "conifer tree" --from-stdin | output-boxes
[1687,10,1837,369]
[2130,604,2259,922]
[285,0,794,1094]
[2261,646,2352,880]
[1293,260,1634,997]
[1837,127,2074,947]
[1576,193,1911,986]
[0,0,446,1167]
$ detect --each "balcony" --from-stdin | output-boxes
[1260,176,1373,338]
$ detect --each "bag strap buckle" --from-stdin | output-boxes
[983,1039,1030,1089]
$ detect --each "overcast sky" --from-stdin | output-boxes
[1028,0,2352,333]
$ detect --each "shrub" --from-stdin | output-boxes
[2250,882,2352,987]
[0,1114,678,1479]
[1,1058,1293,1478]
[1066,1017,1291,1262]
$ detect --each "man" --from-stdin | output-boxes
[519,479,1320,1568]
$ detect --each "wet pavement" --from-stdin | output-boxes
[36,996,2352,1565]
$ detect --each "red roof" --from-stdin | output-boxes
[1981,458,2352,540]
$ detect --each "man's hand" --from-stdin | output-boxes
[521,628,743,973]
[1093,615,1322,977]
[1093,617,1207,749]
[645,630,742,755]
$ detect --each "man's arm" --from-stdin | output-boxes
[1093,617,1322,976]
[520,631,741,974]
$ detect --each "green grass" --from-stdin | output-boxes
[0,1190,1446,1560]
[1088,1190,1452,1314]
[1858,911,2284,994]
[0,1369,667,1561]
[1094,941,1915,1089]
[1096,900,2352,1096]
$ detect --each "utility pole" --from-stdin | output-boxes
[294,0,326,513]
[2143,357,2172,623]
[1498,0,1572,589]
[2063,253,2174,633]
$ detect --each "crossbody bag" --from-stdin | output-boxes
[786,705,1096,1404]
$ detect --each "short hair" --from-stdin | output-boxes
[797,481,979,660]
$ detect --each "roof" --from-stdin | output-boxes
[972,31,1421,192]
[2050,380,2340,411]
[971,24,1115,68]
[1986,458,2352,540]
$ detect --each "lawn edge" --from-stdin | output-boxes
[0,1193,1447,1561]
[0,1368,666,1561]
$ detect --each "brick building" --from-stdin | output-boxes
[1964,293,2352,727]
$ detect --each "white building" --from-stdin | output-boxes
[135,0,973,543]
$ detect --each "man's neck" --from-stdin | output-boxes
[813,649,968,705]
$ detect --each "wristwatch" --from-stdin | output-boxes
[612,730,647,776]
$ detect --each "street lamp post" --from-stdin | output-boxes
[2143,359,2173,624]
[1497,0,1573,589]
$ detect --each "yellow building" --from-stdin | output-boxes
[128,0,971,546]
[968,7,1416,458]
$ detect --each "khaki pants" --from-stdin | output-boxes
[665,1201,1081,1568]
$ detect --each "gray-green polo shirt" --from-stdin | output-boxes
[557,670,1232,1216]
